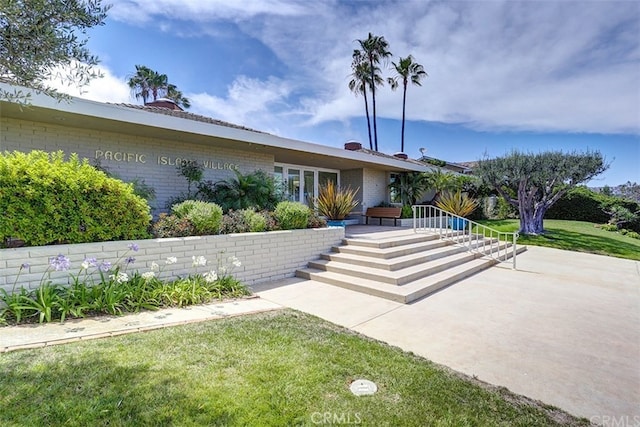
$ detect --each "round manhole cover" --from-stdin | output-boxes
[349,379,377,396]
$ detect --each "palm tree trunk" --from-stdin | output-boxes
[369,56,378,151]
[401,82,407,153]
[364,90,373,150]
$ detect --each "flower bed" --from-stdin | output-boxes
[0,227,345,324]
[0,228,344,322]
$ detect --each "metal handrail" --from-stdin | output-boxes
[412,205,519,269]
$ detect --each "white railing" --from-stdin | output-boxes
[412,205,519,269]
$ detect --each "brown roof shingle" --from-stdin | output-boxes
[112,103,268,134]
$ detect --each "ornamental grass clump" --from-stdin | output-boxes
[316,181,359,220]
[435,191,479,217]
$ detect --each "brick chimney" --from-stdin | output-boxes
[344,140,362,151]
[145,98,183,111]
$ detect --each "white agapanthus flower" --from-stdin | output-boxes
[192,255,207,267]
[166,256,178,265]
[142,271,156,280]
[110,272,129,284]
[231,257,242,268]
[204,270,218,283]
[151,261,159,271]
[81,257,97,270]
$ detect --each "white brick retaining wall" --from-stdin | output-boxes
[0,228,344,294]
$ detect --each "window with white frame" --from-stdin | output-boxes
[274,163,339,207]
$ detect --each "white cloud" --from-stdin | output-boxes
[105,0,639,135]
[189,76,293,133]
[46,63,131,103]
[108,0,318,25]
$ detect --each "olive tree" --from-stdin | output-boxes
[0,0,109,102]
[474,150,608,234]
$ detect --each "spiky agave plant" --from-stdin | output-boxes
[434,191,478,217]
[316,181,359,220]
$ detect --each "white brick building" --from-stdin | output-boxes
[0,83,433,217]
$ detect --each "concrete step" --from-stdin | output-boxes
[323,239,511,272]
[308,251,481,286]
[488,243,528,261]
[341,232,467,249]
[331,238,454,259]
[295,228,526,304]
[321,244,468,271]
[296,258,496,304]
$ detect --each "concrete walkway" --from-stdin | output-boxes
[254,245,640,422]
[1,240,638,422]
[0,298,281,352]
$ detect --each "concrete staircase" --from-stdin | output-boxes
[296,231,524,303]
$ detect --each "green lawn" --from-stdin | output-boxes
[476,219,640,261]
[0,310,587,426]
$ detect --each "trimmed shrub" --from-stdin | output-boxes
[220,209,277,234]
[245,209,268,232]
[172,200,223,235]
[0,151,151,247]
[220,209,250,234]
[307,213,327,229]
[599,224,619,232]
[152,213,196,238]
[274,201,311,230]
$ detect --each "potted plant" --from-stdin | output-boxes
[434,191,479,230]
[316,181,359,227]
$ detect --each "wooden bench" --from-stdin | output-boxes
[364,207,402,226]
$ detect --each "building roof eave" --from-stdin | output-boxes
[0,83,429,173]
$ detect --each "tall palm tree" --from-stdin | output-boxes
[128,65,168,104]
[388,55,427,153]
[349,50,382,150]
[356,33,392,151]
[128,65,152,103]
[148,71,168,101]
[167,84,191,109]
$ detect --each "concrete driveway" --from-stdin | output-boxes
[253,245,640,422]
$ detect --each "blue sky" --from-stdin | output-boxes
[53,0,639,186]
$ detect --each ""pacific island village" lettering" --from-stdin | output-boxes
[94,150,239,170]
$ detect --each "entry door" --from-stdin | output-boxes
[287,169,300,202]
[304,171,316,207]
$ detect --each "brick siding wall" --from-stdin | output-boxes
[0,117,274,212]
[362,168,389,211]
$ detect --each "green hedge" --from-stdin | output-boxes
[545,187,610,223]
[0,151,151,246]
[546,186,640,232]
